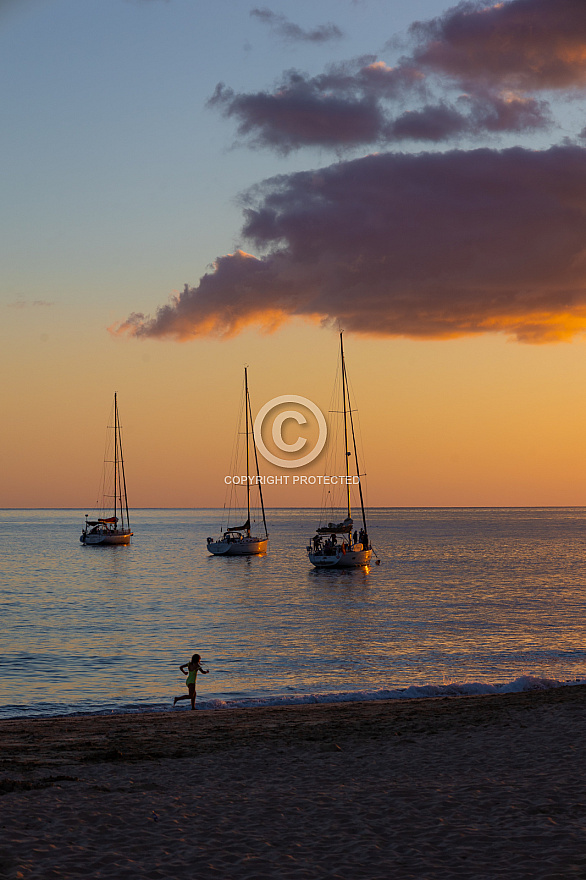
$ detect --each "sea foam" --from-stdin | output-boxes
[194,675,586,712]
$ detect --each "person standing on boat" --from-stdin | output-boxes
[173,654,209,710]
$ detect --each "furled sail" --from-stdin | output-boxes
[317,517,353,535]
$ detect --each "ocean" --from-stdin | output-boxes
[1,507,585,719]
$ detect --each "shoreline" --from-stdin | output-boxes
[1,686,586,878]
[3,673,584,726]
[1,682,586,765]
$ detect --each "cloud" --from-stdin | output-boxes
[466,92,551,133]
[409,0,586,92]
[208,62,550,151]
[251,8,343,44]
[209,0,586,151]
[115,251,296,340]
[384,94,550,142]
[207,60,440,152]
[113,144,586,344]
[6,300,53,309]
[207,72,388,152]
[386,102,469,141]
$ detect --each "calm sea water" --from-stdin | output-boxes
[1,508,585,719]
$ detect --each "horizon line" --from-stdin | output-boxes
[2,506,586,512]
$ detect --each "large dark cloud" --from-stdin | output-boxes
[114,145,586,344]
[209,0,585,151]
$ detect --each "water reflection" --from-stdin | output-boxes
[1,508,586,717]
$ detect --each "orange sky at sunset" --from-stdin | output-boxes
[4,308,586,509]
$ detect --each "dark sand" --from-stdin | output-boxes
[1,685,585,878]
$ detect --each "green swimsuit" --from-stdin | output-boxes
[186,668,196,686]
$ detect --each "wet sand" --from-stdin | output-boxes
[1,685,585,879]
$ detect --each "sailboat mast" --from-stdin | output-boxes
[342,348,369,536]
[340,332,351,519]
[247,378,268,539]
[244,367,250,533]
[113,393,118,525]
[117,399,130,531]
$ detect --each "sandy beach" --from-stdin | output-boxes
[1,685,585,879]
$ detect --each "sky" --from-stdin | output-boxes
[3,0,586,509]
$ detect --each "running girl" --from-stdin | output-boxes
[173,654,209,710]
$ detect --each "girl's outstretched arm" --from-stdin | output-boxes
[198,665,209,674]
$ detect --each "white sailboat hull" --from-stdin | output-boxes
[207,537,268,556]
[308,546,372,568]
[82,529,133,546]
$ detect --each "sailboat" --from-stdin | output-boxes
[307,332,373,568]
[207,367,268,556]
[80,393,133,546]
